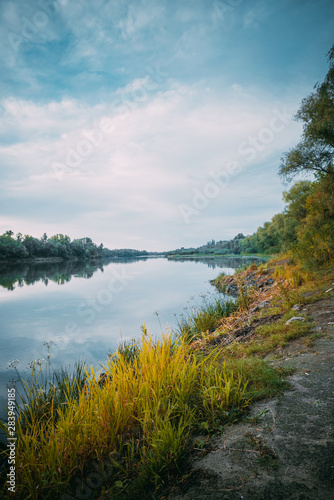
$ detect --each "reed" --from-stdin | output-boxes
[1,333,252,499]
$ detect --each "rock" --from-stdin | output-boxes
[224,282,238,296]
[259,301,271,308]
[285,317,306,326]
[266,278,274,285]
[292,304,301,311]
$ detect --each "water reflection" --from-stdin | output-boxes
[167,256,267,269]
[0,258,149,290]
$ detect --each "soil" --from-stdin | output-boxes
[166,294,334,500]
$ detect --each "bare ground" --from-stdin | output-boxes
[165,295,334,500]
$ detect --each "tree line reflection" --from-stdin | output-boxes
[0,258,147,290]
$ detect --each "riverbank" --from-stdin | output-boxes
[167,253,269,260]
[0,256,66,264]
[163,258,334,499]
[0,252,255,265]
[167,325,334,499]
[1,257,333,499]
[0,254,165,267]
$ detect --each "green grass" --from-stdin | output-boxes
[221,311,313,359]
[175,295,237,342]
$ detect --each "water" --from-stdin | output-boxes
[0,255,261,432]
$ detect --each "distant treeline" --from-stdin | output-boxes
[0,232,149,261]
[167,233,246,257]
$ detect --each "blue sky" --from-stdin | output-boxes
[0,0,333,251]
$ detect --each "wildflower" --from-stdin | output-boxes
[6,379,18,389]
[6,359,19,369]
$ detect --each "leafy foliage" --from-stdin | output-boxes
[168,234,246,257]
[0,232,149,261]
[243,45,334,267]
[280,45,334,181]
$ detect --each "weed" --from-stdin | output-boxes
[303,332,325,347]
[274,263,313,287]
[175,296,236,342]
[247,434,279,470]
[0,333,253,499]
[234,274,252,310]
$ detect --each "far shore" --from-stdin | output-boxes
[166,253,269,260]
[0,253,268,267]
[0,254,166,266]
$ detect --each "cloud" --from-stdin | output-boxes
[118,0,166,39]
[0,76,303,249]
[1,0,333,249]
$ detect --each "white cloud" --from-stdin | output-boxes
[118,0,165,39]
[0,78,303,249]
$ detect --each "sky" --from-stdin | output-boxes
[0,0,333,251]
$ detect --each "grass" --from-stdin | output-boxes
[222,312,313,359]
[246,433,279,470]
[1,333,286,499]
[175,295,237,342]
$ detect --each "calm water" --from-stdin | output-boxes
[0,256,260,431]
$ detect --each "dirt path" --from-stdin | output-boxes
[167,296,334,499]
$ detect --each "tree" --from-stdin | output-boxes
[296,45,334,147]
[293,175,334,266]
[280,45,334,181]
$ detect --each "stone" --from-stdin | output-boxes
[285,316,306,326]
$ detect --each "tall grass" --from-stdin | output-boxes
[1,333,255,499]
[175,295,236,342]
[274,263,313,287]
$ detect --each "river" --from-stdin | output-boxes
[0,255,262,432]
